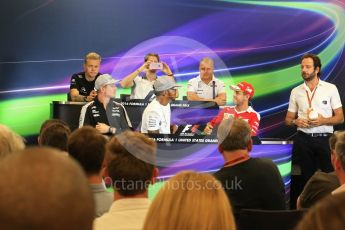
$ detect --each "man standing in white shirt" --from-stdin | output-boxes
[141,76,180,134]
[187,57,227,106]
[120,53,174,100]
[285,53,344,187]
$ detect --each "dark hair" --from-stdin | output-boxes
[68,126,107,175]
[39,119,69,134]
[106,131,157,196]
[218,118,251,151]
[40,123,71,151]
[144,53,160,62]
[301,53,322,77]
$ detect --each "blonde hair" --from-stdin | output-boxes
[200,57,214,68]
[84,52,101,63]
[0,124,25,159]
[143,171,236,230]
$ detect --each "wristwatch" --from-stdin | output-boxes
[291,119,296,126]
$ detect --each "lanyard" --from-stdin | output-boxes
[224,155,250,167]
[306,87,317,108]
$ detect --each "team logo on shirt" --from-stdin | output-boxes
[322,100,328,105]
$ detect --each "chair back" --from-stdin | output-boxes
[237,209,307,230]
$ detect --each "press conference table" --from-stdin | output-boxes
[50,99,219,131]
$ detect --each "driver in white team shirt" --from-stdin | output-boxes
[141,76,181,134]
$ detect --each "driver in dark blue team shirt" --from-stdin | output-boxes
[69,52,101,102]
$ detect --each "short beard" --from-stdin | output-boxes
[302,72,317,82]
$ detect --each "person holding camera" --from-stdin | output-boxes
[120,53,174,100]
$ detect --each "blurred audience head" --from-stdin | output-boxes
[0,147,94,230]
[38,119,71,152]
[0,124,25,159]
[295,192,345,230]
[217,117,252,152]
[68,126,107,176]
[334,131,345,171]
[143,171,235,230]
[106,131,157,197]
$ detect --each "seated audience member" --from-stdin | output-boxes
[38,119,69,135]
[331,131,345,195]
[0,147,94,230]
[141,76,180,134]
[215,118,286,218]
[297,132,343,208]
[68,126,113,217]
[38,119,71,152]
[295,192,345,230]
[79,74,132,135]
[94,131,158,230]
[69,52,101,102]
[187,57,226,106]
[143,171,236,230]
[0,124,25,159]
[204,82,260,137]
[120,53,174,100]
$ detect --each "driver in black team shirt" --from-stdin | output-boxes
[69,52,101,102]
[79,74,132,135]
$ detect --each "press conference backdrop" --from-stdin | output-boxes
[1,0,345,138]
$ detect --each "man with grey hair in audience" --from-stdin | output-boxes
[0,147,94,230]
[214,117,285,218]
